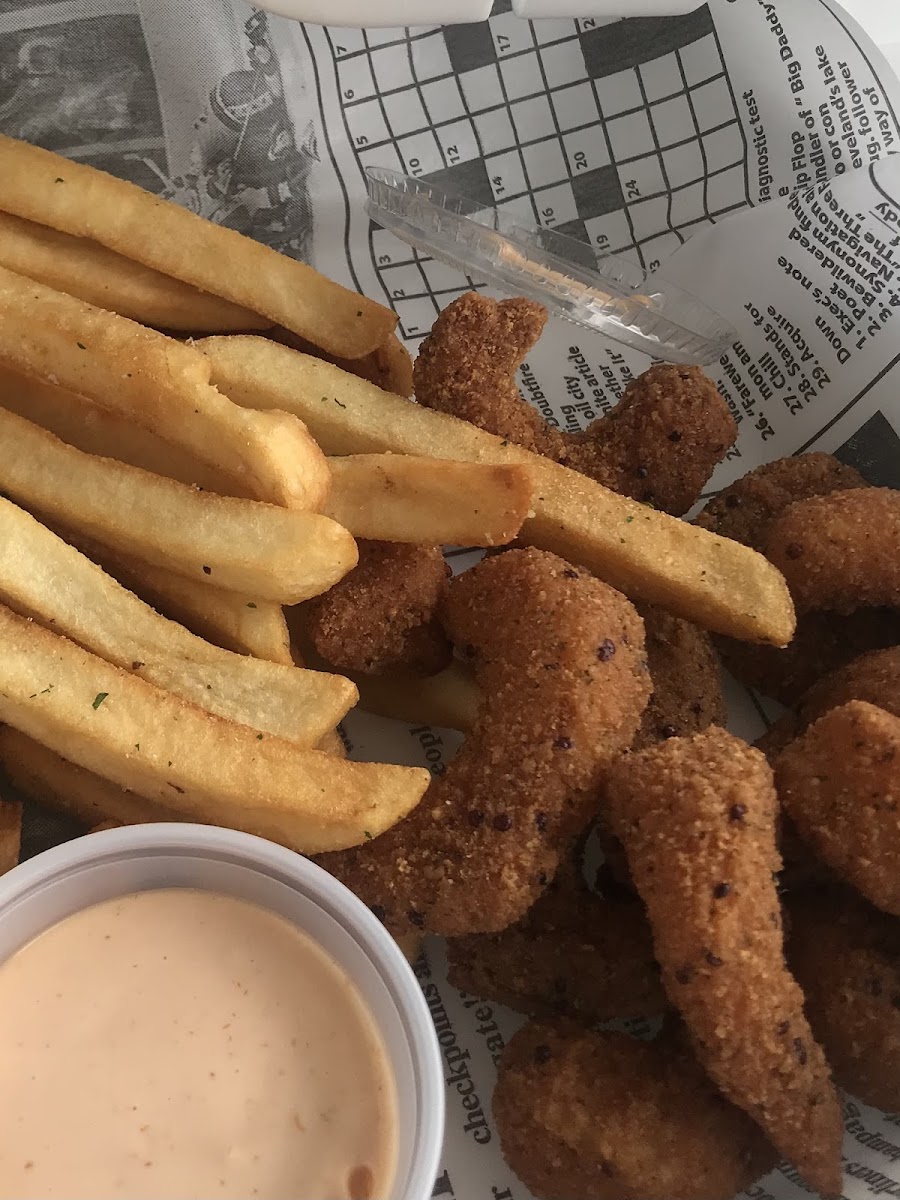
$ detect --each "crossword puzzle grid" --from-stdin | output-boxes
[325,5,751,341]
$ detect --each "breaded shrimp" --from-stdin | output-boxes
[304,541,451,676]
[605,728,842,1197]
[316,548,650,937]
[775,700,900,916]
[494,1019,777,1200]
[414,292,736,515]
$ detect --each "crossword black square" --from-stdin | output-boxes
[571,164,625,222]
[423,159,495,208]
[445,22,497,75]
[580,7,715,80]
[835,411,900,489]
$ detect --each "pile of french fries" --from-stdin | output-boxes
[0,133,795,878]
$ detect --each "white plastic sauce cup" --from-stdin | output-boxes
[0,823,445,1200]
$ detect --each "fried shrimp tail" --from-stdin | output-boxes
[316,548,650,937]
[494,1020,777,1200]
[605,728,842,1197]
[414,292,736,515]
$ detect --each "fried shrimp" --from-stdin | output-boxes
[414,292,736,516]
[605,728,842,1198]
[446,862,666,1023]
[304,541,451,676]
[316,548,650,937]
[493,1019,777,1200]
[789,887,900,1112]
[696,455,897,703]
[775,701,900,916]
[767,487,900,614]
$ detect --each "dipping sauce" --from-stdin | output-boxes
[0,889,398,1200]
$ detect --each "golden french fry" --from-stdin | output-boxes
[0,408,357,603]
[0,728,184,829]
[274,328,413,397]
[0,135,396,358]
[0,211,268,333]
[0,796,22,875]
[316,728,348,757]
[0,499,357,746]
[205,336,795,646]
[0,604,429,852]
[325,455,533,546]
[0,365,245,495]
[0,268,330,509]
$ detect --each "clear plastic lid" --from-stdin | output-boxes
[365,166,735,365]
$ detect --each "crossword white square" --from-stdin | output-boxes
[421,258,467,293]
[606,110,655,161]
[639,232,682,270]
[563,125,610,173]
[357,143,403,177]
[551,82,597,132]
[692,77,733,133]
[532,181,579,228]
[577,16,616,33]
[380,261,427,303]
[533,18,577,44]
[365,29,405,47]
[707,164,746,214]
[490,11,533,57]
[421,78,465,125]
[650,95,693,149]
[370,44,414,91]
[511,95,555,143]
[703,124,743,170]
[330,28,366,56]
[593,68,643,118]
[460,65,504,113]
[474,107,517,153]
[617,153,665,202]
[539,40,587,90]
[500,52,543,102]
[346,99,390,151]
[371,227,412,270]
[523,140,569,189]
[396,130,443,176]
[679,34,719,86]
[486,149,528,201]
[394,297,433,340]
[437,119,479,167]
[628,195,668,240]
[381,90,427,137]
[410,33,453,81]
[585,210,632,254]
[338,56,375,103]
[639,53,682,103]
[669,179,705,227]
[662,140,704,188]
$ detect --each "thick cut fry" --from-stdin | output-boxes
[0,135,395,358]
[0,409,357,602]
[0,500,357,746]
[0,211,267,333]
[201,337,794,645]
[0,605,429,853]
[0,268,330,509]
[0,797,22,875]
[324,455,533,546]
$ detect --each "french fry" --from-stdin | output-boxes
[204,336,795,646]
[273,328,413,397]
[0,135,396,358]
[317,728,349,757]
[0,604,429,853]
[324,455,534,546]
[0,499,357,746]
[0,408,358,603]
[0,211,268,333]
[0,728,185,829]
[0,267,330,509]
[0,796,22,875]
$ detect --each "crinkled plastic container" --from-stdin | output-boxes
[0,823,445,1200]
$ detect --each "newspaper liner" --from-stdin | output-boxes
[4,0,900,1195]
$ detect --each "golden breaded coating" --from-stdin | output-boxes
[494,1020,777,1200]
[789,887,900,1112]
[696,454,898,703]
[316,548,650,937]
[304,541,451,676]
[635,605,726,750]
[776,701,900,916]
[767,487,900,614]
[414,292,736,515]
[446,864,666,1023]
[758,645,900,760]
[605,728,842,1197]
